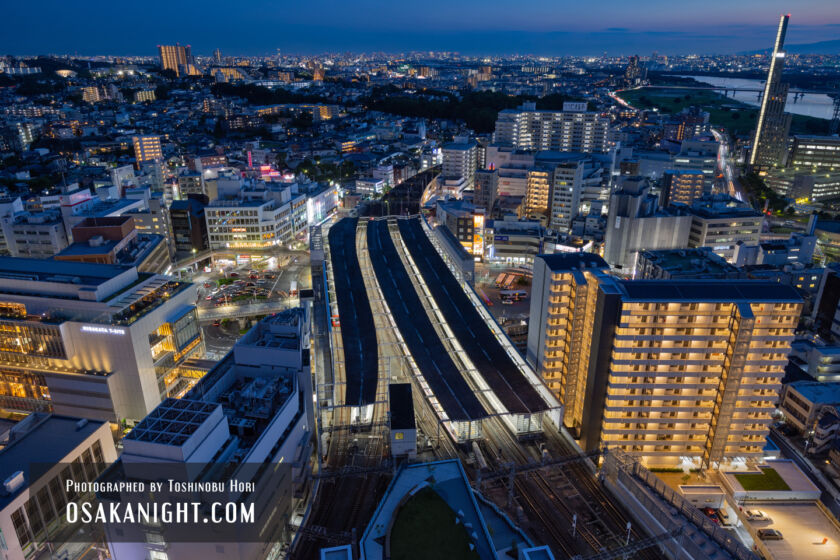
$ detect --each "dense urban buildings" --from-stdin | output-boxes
[1,10,839,559]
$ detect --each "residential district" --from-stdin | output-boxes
[0,12,839,560]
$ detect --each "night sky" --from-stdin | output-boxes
[4,0,839,56]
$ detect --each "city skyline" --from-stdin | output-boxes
[3,1,840,56]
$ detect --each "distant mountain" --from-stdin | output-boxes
[740,39,840,55]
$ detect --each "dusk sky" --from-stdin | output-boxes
[4,0,840,56]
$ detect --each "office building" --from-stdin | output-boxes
[603,177,692,273]
[124,191,173,246]
[474,168,498,211]
[170,197,209,253]
[661,169,707,207]
[779,381,840,433]
[132,135,162,166]
[0,257,202,422]
[157,44,194,77]
[790,172,840,203]
[493,102,610,154]
[684,195,763,263]
[0,413,118,560]
[748,15,793,170]
[177,171,205,198]
[528,271,802,467]
[441,141,478,190]
[103,308,314,560]
[54,216,170,273]
[788,135,840,170]
[205,191,306,250]
[355,177,385,196]
[486,217,543,264]
[0,210,69,259]
[435,199,485,260]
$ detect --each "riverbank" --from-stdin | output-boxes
[615,86,830,137]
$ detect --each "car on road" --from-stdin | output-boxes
[212,320,221,327]
[757,528,783,540]
[746,510,769,522]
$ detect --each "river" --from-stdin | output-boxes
[677,75,835,120]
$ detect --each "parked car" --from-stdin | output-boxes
[757,529,783,540]
[717,508,734,526]
[702,509,720,524]
[746,510,769,522]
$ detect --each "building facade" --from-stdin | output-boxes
[0,258,202,422]
[493,102,610,154]
[528,272,802,468]
[748,15,793,170]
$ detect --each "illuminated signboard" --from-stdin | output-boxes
[81,326,126,336]
[472,214,485,257]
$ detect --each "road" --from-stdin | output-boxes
[710,128,745,202]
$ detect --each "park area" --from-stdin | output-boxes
[616,87,829,137]
[734,467,791,491]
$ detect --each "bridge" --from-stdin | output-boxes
[170,246,309,271]
[634,84,838,96]
[196,299,292,321]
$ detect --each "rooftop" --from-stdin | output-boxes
[538,252,609,272]
[389,384,415,431]
[0,256,132,288]
[0,414,105,510]
[788,380,840,404]
[638,248,739,278]
[618,280,802,303]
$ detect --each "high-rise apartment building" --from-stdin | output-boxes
[157,44,194,77]
[493,102,610,153]
[441,141,478,190]
[522,152,613,232]
[748,15,793,170]
[527,253,611,433]
[672,138,719,189]
[661,169,707,206]
[527,259,802,468]
[132,135,162,166]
